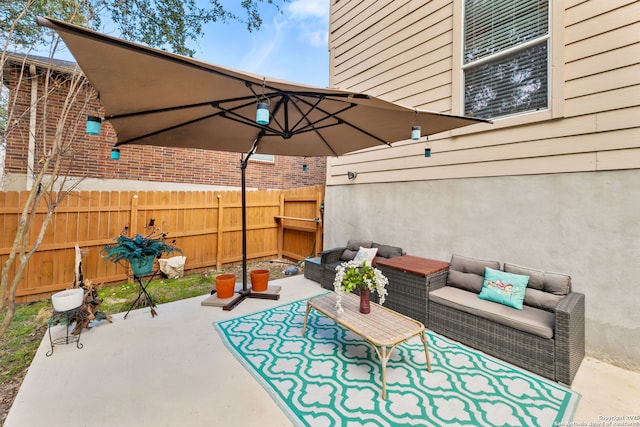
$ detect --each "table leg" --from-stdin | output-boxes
[301,301,312,336]
[380,346,389,400]
[420,332,432,372]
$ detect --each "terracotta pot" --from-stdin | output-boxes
[359,288,371,314]
[215,274,236,299]
[250,269,270,292]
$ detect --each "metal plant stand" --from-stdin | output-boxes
[46,306,84,357]
[124,271,159,319]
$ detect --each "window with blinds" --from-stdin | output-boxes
[463,0,549,119]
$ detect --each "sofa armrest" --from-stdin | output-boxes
[320,247,346,265]
[429,271,449,292]
[554,292,585,385]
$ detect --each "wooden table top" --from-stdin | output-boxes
[375,255,449,276]
[307,292,424,347]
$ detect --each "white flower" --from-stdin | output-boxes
[333,260,389,313]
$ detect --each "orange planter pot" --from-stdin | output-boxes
[215,274,236,299]
[250,269,270,292]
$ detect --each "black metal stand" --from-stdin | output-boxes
[46,306,84,357]
[124,271,159,318]
[224,132,280,311]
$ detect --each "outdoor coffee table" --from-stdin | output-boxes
[302,292,431,400]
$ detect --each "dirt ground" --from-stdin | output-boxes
[0,260,302,426]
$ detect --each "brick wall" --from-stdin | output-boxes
[3,59,326,190]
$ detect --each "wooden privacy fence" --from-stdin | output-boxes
[0,185,324,303]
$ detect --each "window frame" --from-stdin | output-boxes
[451,0,564,135]
[249,153,275,163]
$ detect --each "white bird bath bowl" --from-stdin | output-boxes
[51,288,84,312]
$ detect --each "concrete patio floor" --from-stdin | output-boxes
[5,275,639,426]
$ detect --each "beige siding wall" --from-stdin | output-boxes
[327,0,640,185]
[326,0,640,369]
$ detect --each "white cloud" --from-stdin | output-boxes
[287,0,330,19]
[239,18,285,73]
[232,1,330,86]
[285,0,329,48]
[305,29,328,48]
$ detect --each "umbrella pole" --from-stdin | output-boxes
[224,132,280,311]
[241,145,249,292]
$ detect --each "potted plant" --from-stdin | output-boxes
[101,232,181,277]
[333,260,389,314]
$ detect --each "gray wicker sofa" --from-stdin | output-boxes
[428,254,585,385]
[313,239,404,290]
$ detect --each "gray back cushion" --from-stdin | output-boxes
[372,243,403,259]
[447,254,500,294]
[504,262,572,312]
[340,239,373,261]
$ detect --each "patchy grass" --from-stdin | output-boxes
[0,302,50,384]
[0,260,298,425]
[97,272,217,314]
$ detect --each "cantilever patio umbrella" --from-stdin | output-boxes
[37,17,489,310]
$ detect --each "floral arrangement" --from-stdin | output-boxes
[333,259,389,313]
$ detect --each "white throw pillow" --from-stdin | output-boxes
[353,247,378,266]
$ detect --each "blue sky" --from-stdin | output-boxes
[43,1,330,88]
[193,0,330,88]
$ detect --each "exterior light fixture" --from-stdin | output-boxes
[86,115,102,135]
[111,148,120,160]
[347,171,357,180]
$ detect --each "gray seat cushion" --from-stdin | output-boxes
[430,286,555,339]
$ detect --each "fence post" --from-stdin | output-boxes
[315,191,323,256]
[127,193,139,282]
[216,194,223,271]
[130,194,139,235]
[277,193,285,259]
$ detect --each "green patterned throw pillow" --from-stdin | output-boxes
[478,267,529,310]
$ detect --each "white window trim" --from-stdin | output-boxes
[250,153,275,163]
[451,0,564,136]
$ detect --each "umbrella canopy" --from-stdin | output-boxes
[37,17,488,158]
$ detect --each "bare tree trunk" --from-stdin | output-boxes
[0,49,91,337]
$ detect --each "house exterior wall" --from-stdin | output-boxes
[326,0,640,369]
[2,60,326,192]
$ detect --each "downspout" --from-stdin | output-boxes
[27,64,37,190]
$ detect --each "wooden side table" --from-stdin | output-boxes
[375,255,449,327]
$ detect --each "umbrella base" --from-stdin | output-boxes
[223,290,280,311]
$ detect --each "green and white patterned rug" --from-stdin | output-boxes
[214,299,580,427]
